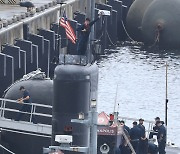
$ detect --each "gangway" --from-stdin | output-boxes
[0,98,52,136]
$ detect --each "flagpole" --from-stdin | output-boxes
[90,0,95,63]
[58,2,65,54]
[91,0,95,41]
[86,0,95,63]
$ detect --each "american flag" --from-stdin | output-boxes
[60,11,76,44]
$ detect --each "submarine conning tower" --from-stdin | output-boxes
[52,55,98,153]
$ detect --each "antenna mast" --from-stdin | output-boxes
[165,62,168,126]
[113,84,119,112]
[86,0,95,63]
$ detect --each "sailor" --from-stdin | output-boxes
[130,121,141,154]
[118,120,131,154]
[119,120,130,133]
[148,142,158,154]
[138,118,148,154]
[76,12,102,55]
[149,117,162,139]
[156,121,166,154]
[15,86,36,124]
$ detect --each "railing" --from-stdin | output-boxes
[59,54,88,66]
[0,98,52,124]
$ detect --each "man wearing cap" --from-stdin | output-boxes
[156,121,166,154]
[130,121,141,154]
[118,120,131,154]
[76,12,102,55]
[15,86,36,123]
[149,117,164,139]
[138,118,148,154]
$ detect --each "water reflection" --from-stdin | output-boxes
[97,46,180,146]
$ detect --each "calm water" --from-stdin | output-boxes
[97,45,180,146]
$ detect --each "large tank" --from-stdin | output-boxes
[141,0,180,49]
[126,0,154,41]
[52,63,98,153]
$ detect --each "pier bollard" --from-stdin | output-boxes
[7,19,13,25]
[2,20,8,27]
[36,7,41,12]
[48,2,53,7]
[41,5,45,11]
[16,15,21,21]
[12,16,17,23]
[45,4,49,9]
[25,12,30,17]
[21,13,26,19]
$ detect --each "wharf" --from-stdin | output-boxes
[0,0,56,21]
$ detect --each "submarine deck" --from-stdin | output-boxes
[166,147,180,154]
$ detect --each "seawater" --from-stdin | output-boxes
[97,46,180,146]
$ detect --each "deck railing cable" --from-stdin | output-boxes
[0,144,15,154]
[0,98,52,124]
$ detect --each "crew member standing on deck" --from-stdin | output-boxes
[130,121,141,154]
[138,118,148,154]
[157,121,166,154]
[149,117,164,139]
[76,12,102,55]
[15,86,36,123]
[118,120,131,154]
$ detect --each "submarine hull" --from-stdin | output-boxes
[52,64,98,153]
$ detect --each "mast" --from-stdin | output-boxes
[90,0,95,41]
[87,1,97,154]
[113,84,119,113]
[165,62,168,127]
[86,0,95,63]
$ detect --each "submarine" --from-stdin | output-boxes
[0,0,180,153]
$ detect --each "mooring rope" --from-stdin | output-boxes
[121,20,136,42]
[106,30,117,46]
[148,28,160,48]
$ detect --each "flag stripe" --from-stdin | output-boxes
[59,17,76,44]
[66,21,76,39]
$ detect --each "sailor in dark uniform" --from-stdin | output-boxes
[138,118,148,154]
[130,121,141,154]
[76,13,102,55]
[16,86,36,123]
[118,120,131,154]
[156,121,166,154]
[149,117,164,139]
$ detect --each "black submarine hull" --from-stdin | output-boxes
[52,63,98,153]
